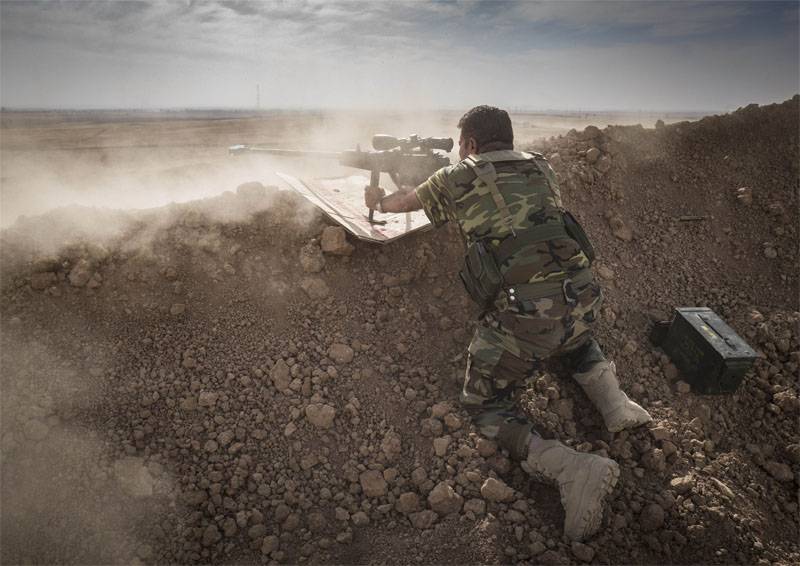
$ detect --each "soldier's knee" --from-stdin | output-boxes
[567,336,607,372]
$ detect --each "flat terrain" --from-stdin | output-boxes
[0,109,702,227]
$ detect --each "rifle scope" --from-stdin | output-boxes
[372,134,454,153]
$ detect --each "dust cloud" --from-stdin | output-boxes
[0,109,693,234]
[0,110,458,230]
[0,335,174,564]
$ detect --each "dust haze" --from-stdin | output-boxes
[1,333,174,564]
[0,109,701,230]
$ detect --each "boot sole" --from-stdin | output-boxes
[565,459,620,541]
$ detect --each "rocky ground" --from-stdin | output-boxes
[1,97,798,565]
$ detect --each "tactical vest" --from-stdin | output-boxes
[455,150,595,309]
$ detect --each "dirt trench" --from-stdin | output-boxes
[1,97,798,565]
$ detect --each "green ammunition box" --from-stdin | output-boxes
[652,307,758,394]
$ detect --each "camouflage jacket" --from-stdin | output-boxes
[415,150,590,286]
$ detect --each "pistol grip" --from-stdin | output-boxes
[367,169,384,225]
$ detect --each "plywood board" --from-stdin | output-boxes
[276,172,432,244]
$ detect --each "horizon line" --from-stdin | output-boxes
[0,105,726,115]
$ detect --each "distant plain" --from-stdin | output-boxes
[0,109,704,227]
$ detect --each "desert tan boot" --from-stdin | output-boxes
[573,361,652,433]
[522,438,620,541]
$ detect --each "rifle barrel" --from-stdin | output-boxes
[229,145,342,159]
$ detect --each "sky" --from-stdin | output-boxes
[0,0,798,112]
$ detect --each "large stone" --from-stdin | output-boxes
[328,343,354,364]
[198,391,219,408]
[248,524,267,539]
[202,524,222,547]
[464,498,486,516]
[443,414,462,430]
[320,226,354,256]
[299,242,325,273]
[596,264,615,281]
[31,256,61,273]
[427,481,463,515]
[433,436,450,457]
[261,535,279,555]
[431,402,451,419]
[305,403,336,428]
[774,391,799,413]
[300,277,330,299]
[30,272,57,290]
[580,125,602,140]
[409,509,438,529]
[669,475,694,495]
[270,359,291,392]
[596,155,613,173]
[571,541,595,562]
[639,503,665,532]
[396,492,420,514]
[480,477,515,502]
[786,443,800,464]
[585,147,601,163]
[608,215,633,241]
[649,426,672,442]
[381,431,402,460]
[642,448,666,472]
[68,259,93,287]
[359,470,387,497]
[477,439,497,457]
[764,461,794,482]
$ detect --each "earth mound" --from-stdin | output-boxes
[1,97,798,565]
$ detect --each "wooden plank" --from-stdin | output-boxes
[276,172,432,244]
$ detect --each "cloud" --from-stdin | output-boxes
[500,0,753,38]
[0,0,797,110]
[219,1,261,17]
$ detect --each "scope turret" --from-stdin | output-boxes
[372,134,454,153]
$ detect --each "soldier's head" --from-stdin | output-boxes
[457,105,514,159]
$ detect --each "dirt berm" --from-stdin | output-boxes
[1,97,798,565]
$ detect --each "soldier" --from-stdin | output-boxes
[364,105,651,541]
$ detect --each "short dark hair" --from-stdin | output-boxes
[457,105,514,149]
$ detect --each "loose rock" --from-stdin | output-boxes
[480,477,515,502]
[305,403,336,428]
[360,470,388,497]
[427,481,463,515]
[328,343,354,364]
[320,226,354,256]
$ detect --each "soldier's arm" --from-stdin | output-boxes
[413,168,452,227]
[379,187,423,213]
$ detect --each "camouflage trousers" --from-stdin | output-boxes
[460,279,606,460]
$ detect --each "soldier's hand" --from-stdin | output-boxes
[364,185,386,210]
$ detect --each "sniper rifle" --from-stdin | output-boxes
[229,134,453,224]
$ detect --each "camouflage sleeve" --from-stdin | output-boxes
[414,166,453,228]
[533,156,563,208]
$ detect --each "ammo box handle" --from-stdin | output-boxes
[699,315,739,351]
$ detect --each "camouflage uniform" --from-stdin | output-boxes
[415,150,606,460]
